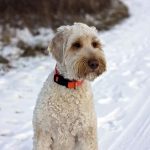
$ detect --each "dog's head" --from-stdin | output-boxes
[49,23,106,81]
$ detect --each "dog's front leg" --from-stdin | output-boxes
[33,128,53,150]
[74,127,98,150]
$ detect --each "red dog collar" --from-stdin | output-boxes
[54,66,83,89]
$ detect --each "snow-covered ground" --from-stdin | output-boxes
[0,0,150,149]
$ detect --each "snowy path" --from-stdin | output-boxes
[0,0,150,149]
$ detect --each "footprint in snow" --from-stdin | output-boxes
[98,108,125,131]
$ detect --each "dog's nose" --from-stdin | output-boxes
[88,59,99,70]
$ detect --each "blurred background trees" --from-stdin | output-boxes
[0,0,129,31]
[0,0,129,70]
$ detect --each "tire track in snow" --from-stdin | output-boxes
[109,79,150,150]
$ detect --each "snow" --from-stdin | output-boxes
[0,27,53,74]
[16,28,53,48]
[0,0,150,149]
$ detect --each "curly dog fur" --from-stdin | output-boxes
[33,23,106,150]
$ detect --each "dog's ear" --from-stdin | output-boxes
[48,26,71,63]
[48,32,64,63]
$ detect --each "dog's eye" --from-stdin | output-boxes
[72,42,82,49]
[92,41,99,48]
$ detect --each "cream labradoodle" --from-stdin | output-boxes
[33,23,106,150]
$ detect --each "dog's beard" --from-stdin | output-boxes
[66,57,106,81]
[74,65,102,81]
[84,73,98,81]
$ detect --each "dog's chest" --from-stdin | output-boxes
[53,88,92,115]
[53,95,94,136]
[50,86,94,128]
